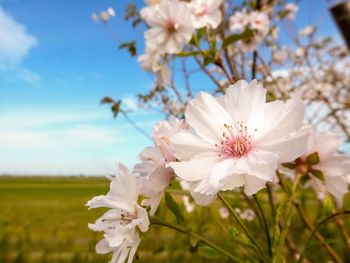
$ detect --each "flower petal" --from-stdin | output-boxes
[244,175,267,195]
[167,152,219,181]
[170,130,215,160]
[185,92,233,144]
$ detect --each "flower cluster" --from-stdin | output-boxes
[88,79,350,262]
[229,10,270,51]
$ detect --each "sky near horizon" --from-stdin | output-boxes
[0,0,342,175]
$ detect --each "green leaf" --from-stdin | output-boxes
[228,227,249,244]
[189,27,206,46]
[100,96,114,104]
[197,244,221,259]
[322,195,334,216]
[176,51,202,57]
[272,254,286,263]
[309,169,325,182]
[306,152,320,165]
[119,41,137,56]
[164,192,185,224]
[281,162,296,169]
[221,29,254,49]
[111,101,121,118]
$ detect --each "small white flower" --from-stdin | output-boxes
[168,80,308,204]
[108,7,116,17]
[272,49,288,64]
[141,0,195,54]
[240,208,255,221]
[190,0,223,29]
[229,11,249,32]
[285,3,298,20]
[302,131,350,202]
[249,11,270,36]
[295,47,306,58]
[299,26,315,38]
[87,163,149,263]
[134,117,185,214]
[219,207,230,219]
[138,44,163,72]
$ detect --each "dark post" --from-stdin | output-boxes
[329,0,350,50]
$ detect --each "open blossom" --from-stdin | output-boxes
[302,131,350,202]
[219,207,230,219]
[299,26,315,38]
[190,0,223,29]
[141,0,195,54]
[168,80,308,204]
[138,44,163,72]
[249,11,270,36]
[285,3,298,20]
[134,117,185,214]
[229,11,249,32]
[87,164,149,263]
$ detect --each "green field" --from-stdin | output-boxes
[0,176,350,263]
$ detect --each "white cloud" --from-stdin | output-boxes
[0,109,156,175]
[0,6,37,70]
[17,68,41,85]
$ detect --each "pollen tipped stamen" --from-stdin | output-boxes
[217,123,256,158]
[165,20,178,33]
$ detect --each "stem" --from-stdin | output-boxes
[253,194,272,257]
[217,192,268,260]
[277,172,342,262]
[120,111,152,141]
[149,216,241,262]
[298,210,350,263]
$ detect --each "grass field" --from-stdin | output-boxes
[1,176,350,263]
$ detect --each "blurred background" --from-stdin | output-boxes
[1,0,350,262]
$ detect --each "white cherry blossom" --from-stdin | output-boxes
[190,0,223,29]
[302,131,350,202]
[87,163,149,263]
[134,117,185,214]
[138,44,163,72]
[249,11,270,36]
[285,3,298,20]
[229,11,249,32]
[299,26,315,38]
[168,80,308,204]
[141,0,195,54]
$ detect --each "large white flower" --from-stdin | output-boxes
[190,0,223,29]
[140,0,195,54]
[134,117,185,214]
[303,131,350,202]
[168,80,308,204]
[87,163,149,263]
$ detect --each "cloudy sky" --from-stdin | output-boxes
[0,0,340,175]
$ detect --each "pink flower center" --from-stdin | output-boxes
[196,4,208,16]
[165,20,178,33]
[216,122,255,158]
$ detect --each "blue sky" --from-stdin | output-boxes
[0,0,341,175]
